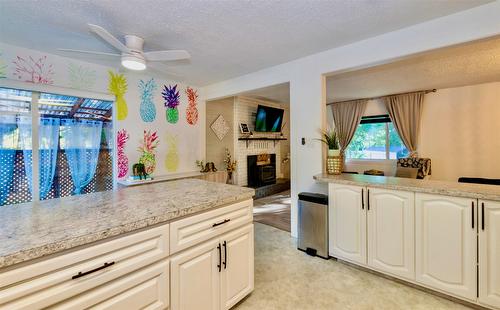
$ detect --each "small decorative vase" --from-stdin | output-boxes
[327,155,343,175]
[328,149,340,157]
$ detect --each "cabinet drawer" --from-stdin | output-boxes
[50,260,169,310]
[0,224,169,309]
[170,200,253,254]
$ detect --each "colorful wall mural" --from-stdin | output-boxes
[164,133,179,172]
[12,55,54,84]
[0,42,204,180]
[117,129,130,179]
[137,130,159,174]
[139,78,157,122]
[162,84,180,124]
[185,86,199,125]
[68,63,96,90]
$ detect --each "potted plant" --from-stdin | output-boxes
[318,128,340,157]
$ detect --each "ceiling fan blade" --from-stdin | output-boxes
[58,48,121,57]
[144,50,191,62]
[88,23,131,53]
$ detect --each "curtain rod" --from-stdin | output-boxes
[327,89,436,106]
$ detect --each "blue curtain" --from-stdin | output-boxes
[19,118,60,200]
[61,119,103,194]
[103,122,113,150]
[0,115,17,206]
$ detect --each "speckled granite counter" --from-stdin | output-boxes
[314,173,500,201]
[0,179,254,269]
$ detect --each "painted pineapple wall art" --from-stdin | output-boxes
[185,86,199,125]
[108,71,128,120]
[117,129,130,179]
[12,55,54,84]
[139,78,157,122]
[68,63,96,90]
[162,84,180,124]
[138,130,159,175]
[165,134,179,172]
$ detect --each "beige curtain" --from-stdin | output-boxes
[331,99,367,155]
[384,92,424,157]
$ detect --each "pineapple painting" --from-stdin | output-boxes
[185,87,199,125]
[108,71,128,120]
[117,129,130,179]
[162,84,180,124]
[137,130,159,175]
[165,134,179,172]
[139,78,157,122]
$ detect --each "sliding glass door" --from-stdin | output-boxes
[0,87,113,206]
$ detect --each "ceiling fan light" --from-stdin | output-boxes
[121,55,146,70]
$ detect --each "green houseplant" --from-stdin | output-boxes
[318,128,340,157]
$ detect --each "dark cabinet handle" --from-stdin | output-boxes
[213,219,230,227]
[217,243,222,272]
[223,241,227,269]
[482,202,485,231]
[361,189,364,210]
[472,201,475,229]
[72,262,115,280]
[367,189,370,211]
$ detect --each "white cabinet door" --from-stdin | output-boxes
[415,193,476,300]
[170,239,221,310]
[479,200,500,308]
[367,188,415,280]
[220,224,254,310]
[329,183,367,265]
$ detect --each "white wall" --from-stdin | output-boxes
[420,81,500,181]
[206,97,235,170]
[0,42,205,181]
[201,2,500,237]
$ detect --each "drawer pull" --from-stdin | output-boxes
[217,243,222,272]
[212,219,231,227]
[223,240,227,269]
[72,262,115,280]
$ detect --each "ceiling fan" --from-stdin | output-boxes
[59,24,190,71]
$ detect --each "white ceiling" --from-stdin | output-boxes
[326,36,500,102]
[240,83,290,104]
[0,0,491,86]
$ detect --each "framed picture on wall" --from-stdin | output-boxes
[240,123,250,134]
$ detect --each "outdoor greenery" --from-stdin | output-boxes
[346,122,408,159]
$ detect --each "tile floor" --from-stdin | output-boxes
[235,223,471,310]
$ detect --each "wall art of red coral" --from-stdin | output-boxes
[12,55,54,84]
[117,129,130,179]
[185,87,199,125]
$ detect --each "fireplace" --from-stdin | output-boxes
[247,154,276,187]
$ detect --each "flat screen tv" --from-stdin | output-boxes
[254,105,284,132]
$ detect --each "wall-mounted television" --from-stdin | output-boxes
[254,105,284,132]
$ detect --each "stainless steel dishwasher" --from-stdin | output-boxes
[297,192,329,259]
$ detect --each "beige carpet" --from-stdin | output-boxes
[253,190,291,232]
[234,223,472,310]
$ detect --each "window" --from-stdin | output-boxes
[0,87,113,207]
[346,115,408,160]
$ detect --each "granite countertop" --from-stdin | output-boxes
[314,173,500,201]
[0,179,255,269]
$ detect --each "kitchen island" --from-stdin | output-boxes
[315,173,500,310]
[0,178,255,309]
